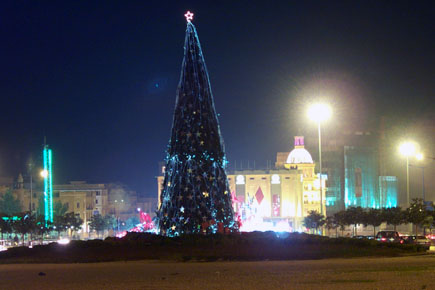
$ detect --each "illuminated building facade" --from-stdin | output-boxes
[157,136,326,232]
[305,128,398,215]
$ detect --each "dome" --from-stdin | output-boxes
[286,148,313,164]
[286,136,313,164]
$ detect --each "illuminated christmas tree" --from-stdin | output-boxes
[157,12,236,236]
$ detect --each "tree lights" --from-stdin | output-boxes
[157,13,236,236]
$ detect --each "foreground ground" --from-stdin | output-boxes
[1,255,435,289]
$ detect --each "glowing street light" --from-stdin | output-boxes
[40,169,48,178]
[399,141,417,206]
[307,103,331,218]
[307,103,332,123]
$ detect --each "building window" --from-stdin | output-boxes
[77,202,80,209]
[65,202,69,209]
[95,199,98,204]
[96,191,101,196]
[54,192,59,198]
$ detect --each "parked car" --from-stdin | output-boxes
[375,231,402,243]
[403,235,431,250]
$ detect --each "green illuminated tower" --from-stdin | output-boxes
[42,145,53,224]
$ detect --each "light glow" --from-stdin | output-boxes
[57,238,70,245]
[184,11,194,22]
[416,153,423,161]
[307,103,332,123]
[399,142,416,157]
[40,170,48,178]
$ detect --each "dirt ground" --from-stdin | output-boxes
[1,255,435,289]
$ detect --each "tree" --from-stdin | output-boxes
[157,18,236,236]
[0,190,22,215]
[382,207,405,231]
[303,210,325,234]
[53,201,69,217]
[52,201,70,237]
[89,214,105,238]
[12,212,36,245]
[325,216,339,237]
[363,208,384,237]
[0,214,13,240]
[64,212,83,237]
[406,198,430,236]
[104,215,117,233]
[344,207,364,236]
[35,215,52,242]
[333,211,348,237]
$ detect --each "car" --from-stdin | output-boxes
[375,231,402,243]
[403,235,431,250]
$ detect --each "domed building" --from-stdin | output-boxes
[225,136,325,231]
[157,136,326,232]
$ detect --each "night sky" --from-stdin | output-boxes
[1,1,433,196]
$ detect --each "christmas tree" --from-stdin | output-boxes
[157,12,236,236]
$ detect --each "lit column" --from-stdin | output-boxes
[308,103,331,216]
[399,142,416,207]
[41,145,54,224]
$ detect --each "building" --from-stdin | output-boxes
[304,127,399,215]
[158,136,326,232]
[0,177,157,237]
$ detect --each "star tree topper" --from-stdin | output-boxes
[184,11,194,22]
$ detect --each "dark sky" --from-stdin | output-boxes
[0,1,433,196]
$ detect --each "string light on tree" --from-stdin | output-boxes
[157,12,237,236]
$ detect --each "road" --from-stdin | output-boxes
[1,255,435,289]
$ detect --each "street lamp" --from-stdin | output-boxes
[399,141,416,206]
[409,152,425,201]
[308,103,332,217]
[40,169,48,178]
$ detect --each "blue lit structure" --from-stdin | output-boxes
[379,176,398,208]
[344,146,380,208]
[43,145,53,224]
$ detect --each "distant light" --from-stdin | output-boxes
[40,170,48,178]
[57,238,70,245]
[137,207,141,212]
[416,153,424,161]
[307,103,332,123]
[399,142,416,157]
[184,11,194,22]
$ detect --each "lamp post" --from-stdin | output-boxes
[399,142,416,207]
[308,103,331,217]
[409,153,425,201]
